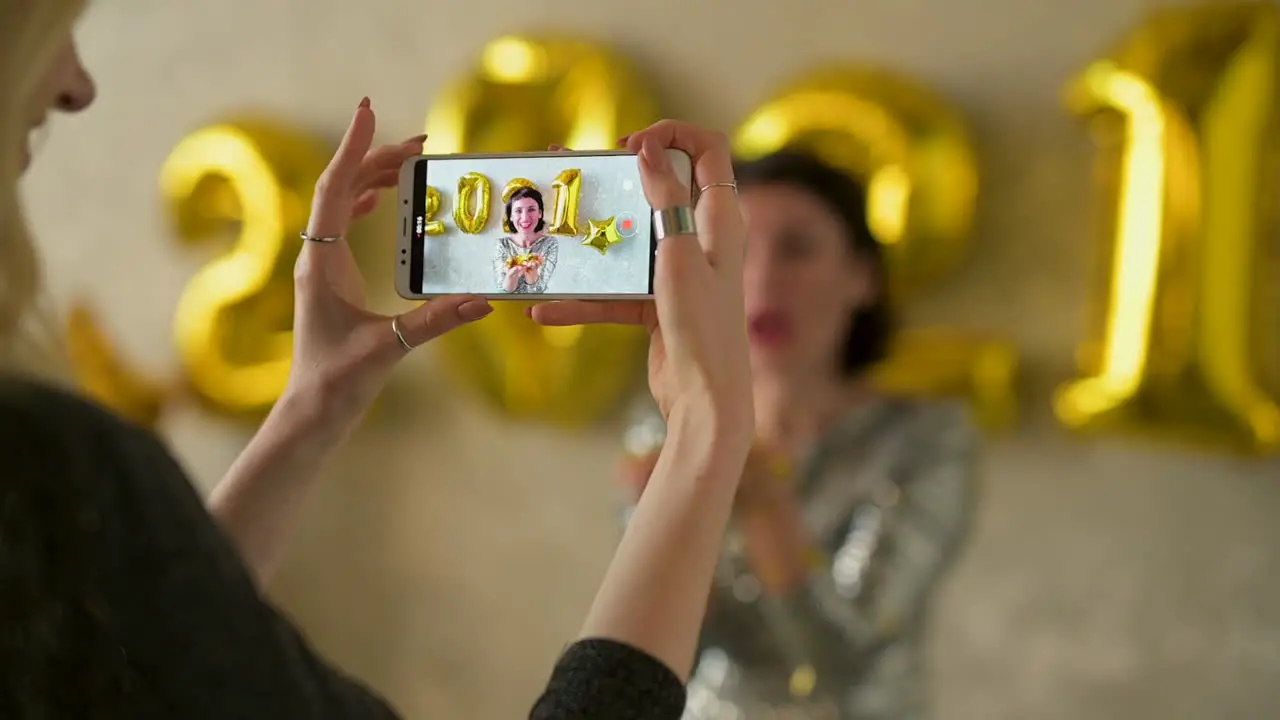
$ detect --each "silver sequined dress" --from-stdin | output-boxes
[621,397,977,720]
[493,235,559,294]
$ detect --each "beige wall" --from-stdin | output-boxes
[23,0,1280,717]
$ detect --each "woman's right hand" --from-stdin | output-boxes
[532,122,753,447]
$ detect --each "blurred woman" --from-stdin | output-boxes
[2,2,756,716]
[621,150,979,719]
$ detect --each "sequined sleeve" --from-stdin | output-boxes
[756,403,977,679]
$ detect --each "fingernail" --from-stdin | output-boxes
[641,138,669,171]
[617,134,632,147]
[459,300,493,320]
[405,133,428,144]
[358,97,371,108]
[523,306,534,317]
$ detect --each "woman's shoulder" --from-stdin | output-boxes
[872,396,979,470]
[826,395,976,460]
[888,396,974,437]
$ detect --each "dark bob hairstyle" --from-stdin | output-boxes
[733,149,894,375]
[504,186,546,233]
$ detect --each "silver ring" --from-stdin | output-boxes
[391,315,415,353]
[300,231,343,243]
[652,206,696,240]
[698,181,737,196]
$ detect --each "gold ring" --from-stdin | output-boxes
[391,315,415,352]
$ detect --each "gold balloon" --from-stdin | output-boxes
[547,168,582,236]
[734,66,1015,429]
[501,177,538,232]
[65,304,171,429]
[423,186,446,235]
[1054,2,1280,453]
[161,120,329,417]
[424,35,656,426]
[582,216,622,255]
[453,172,492,234]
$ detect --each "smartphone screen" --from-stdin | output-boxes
[407,152,656,297]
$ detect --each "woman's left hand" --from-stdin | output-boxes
[289,97,493,421]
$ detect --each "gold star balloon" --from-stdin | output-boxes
[582,217,622,255]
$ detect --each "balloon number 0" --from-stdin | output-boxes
[423,170,584,237]
[1054,2,1280,452]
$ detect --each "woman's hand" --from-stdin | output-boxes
[534,123,752,443]
[535,121,754,678]
[290,97,493,423]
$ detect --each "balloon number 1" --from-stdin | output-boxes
[1055,2,1280,452]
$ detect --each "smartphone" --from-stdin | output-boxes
[396,149,693,300]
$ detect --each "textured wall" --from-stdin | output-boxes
[21,0,1280,717]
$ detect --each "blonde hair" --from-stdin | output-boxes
[0,0,87,379]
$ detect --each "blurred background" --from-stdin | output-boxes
[20,0,1280,717]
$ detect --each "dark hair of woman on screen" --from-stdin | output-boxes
[621,149,979,719]
[495,186,559,294]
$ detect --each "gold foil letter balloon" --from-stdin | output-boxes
[734,67,1017,429]
[453,172,492,234]
[547,168,582,236]
[162,120,330,417]
[424,36,658,425]
[1055,2,1280,453]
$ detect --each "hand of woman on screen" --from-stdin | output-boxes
[291,98,492,420]
[533,122,752,440]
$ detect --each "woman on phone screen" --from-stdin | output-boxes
[494,186,559,293]
[620,150,979,719]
